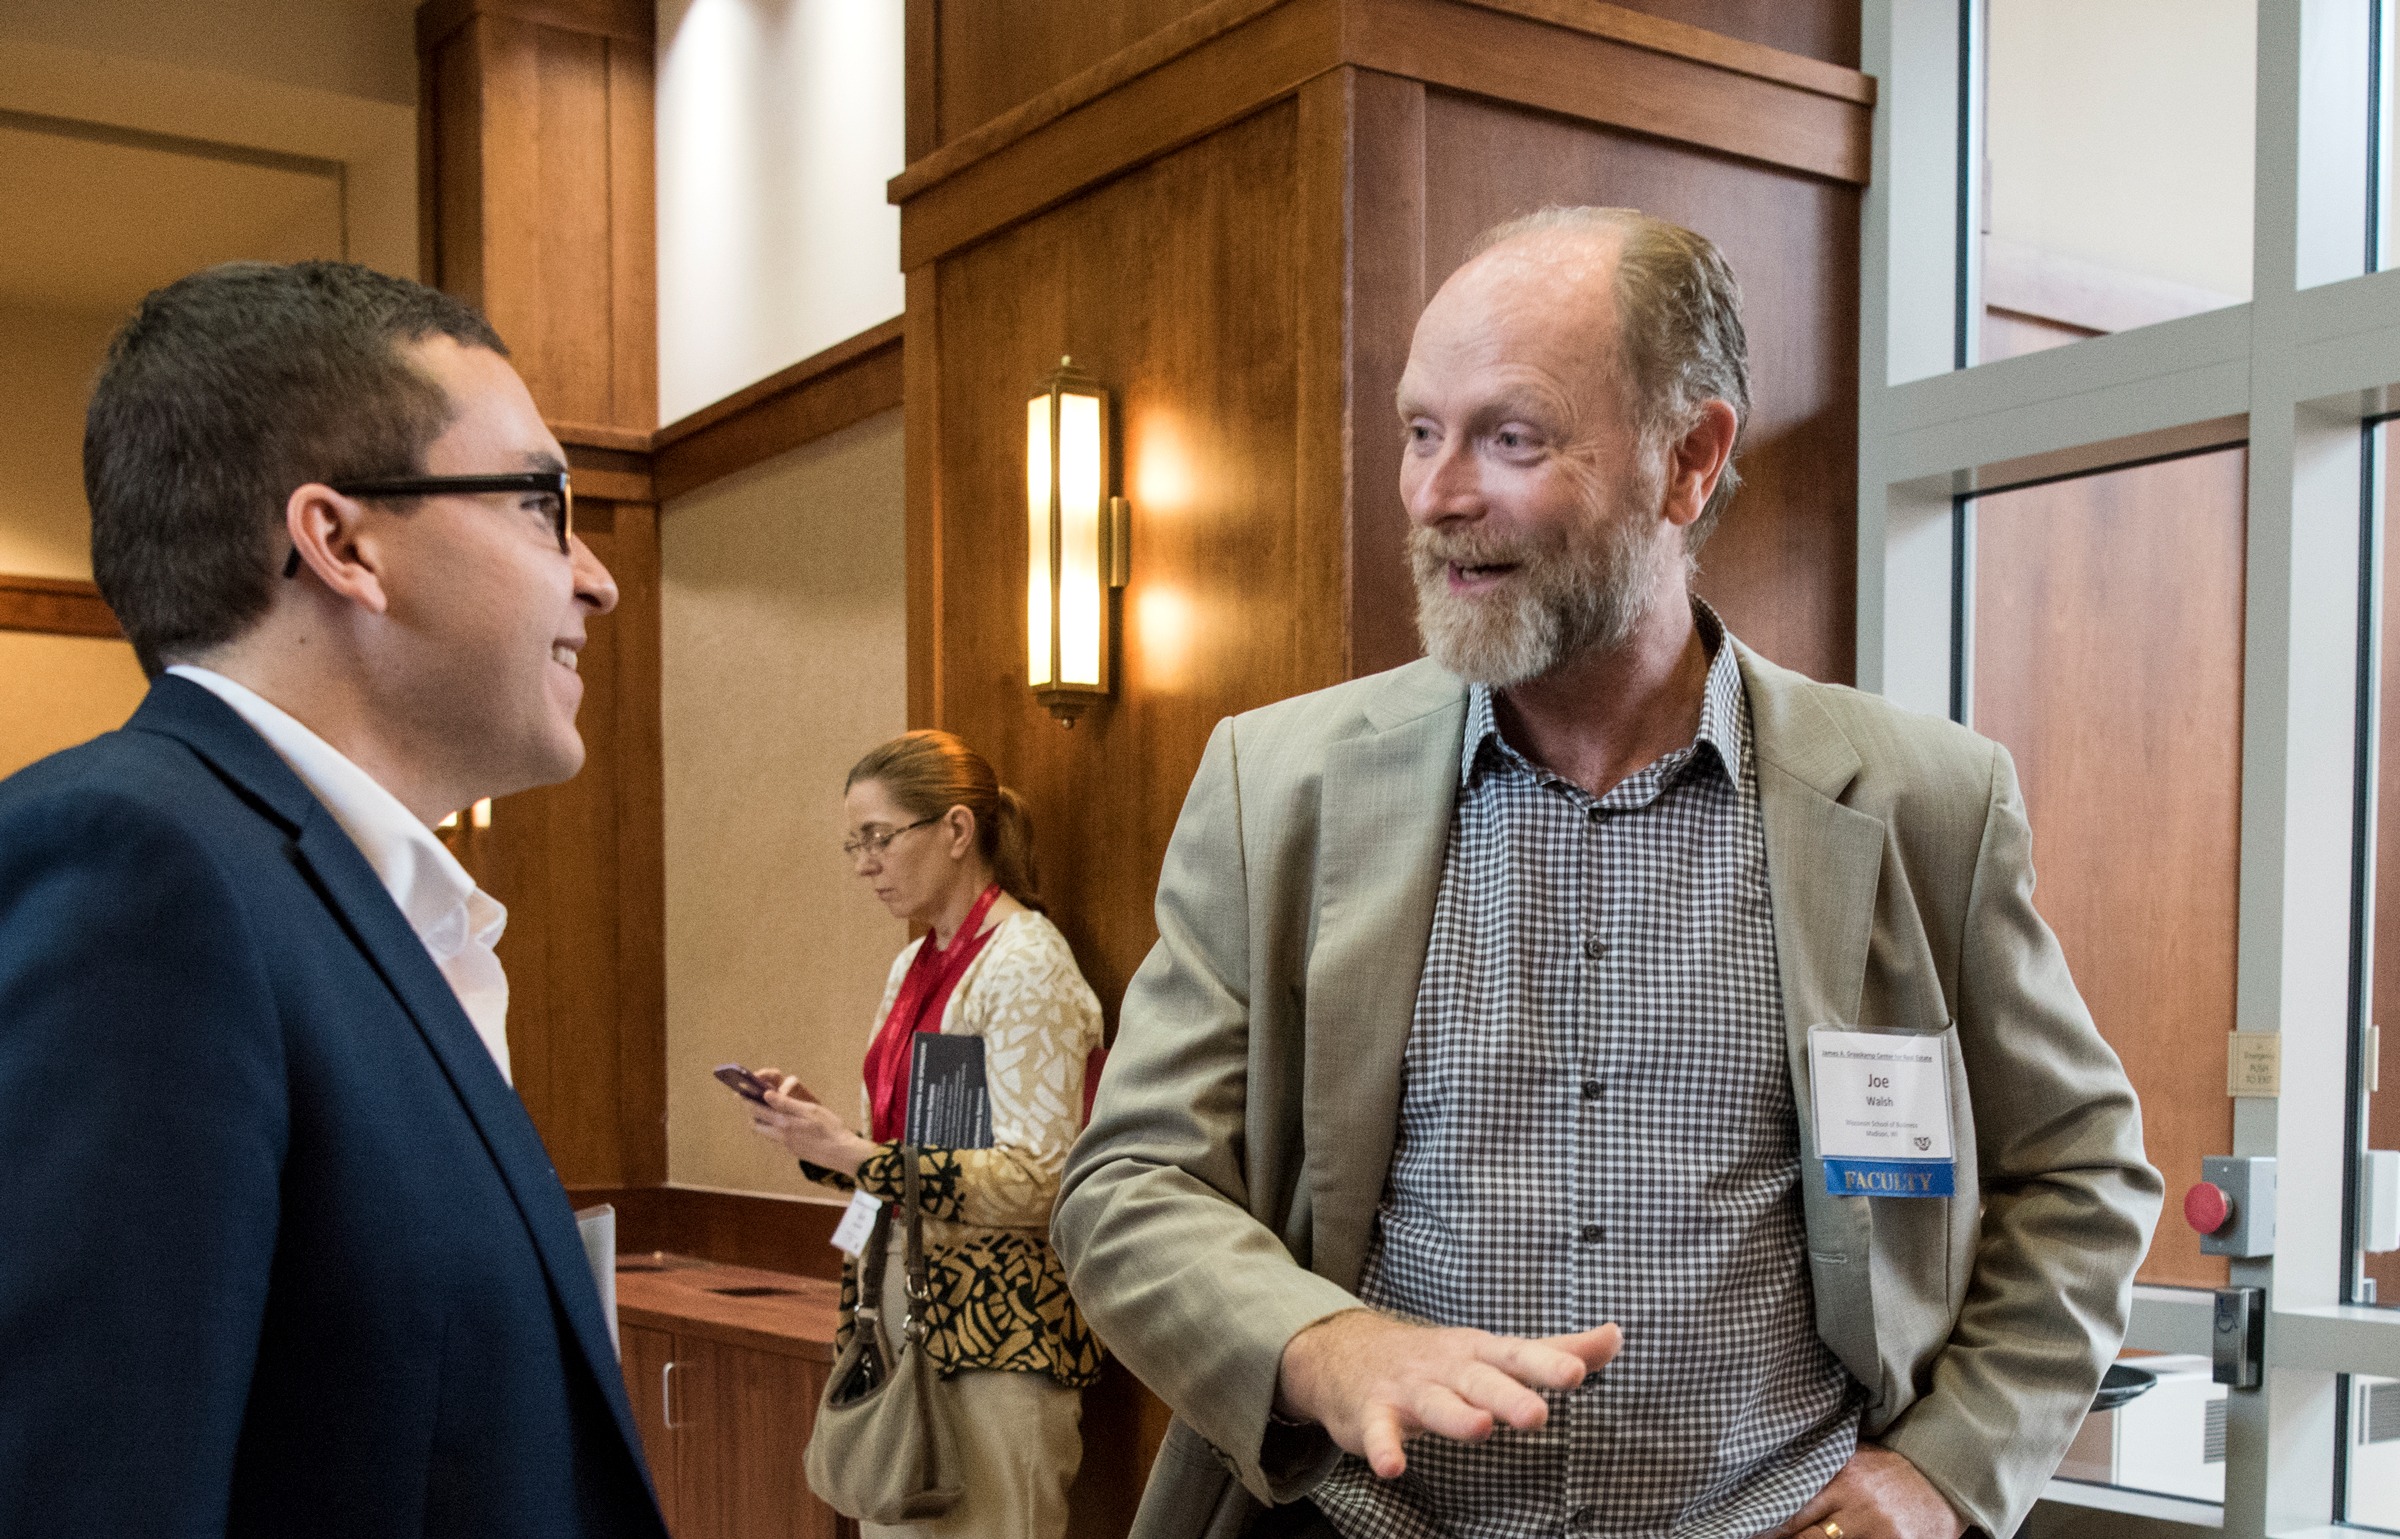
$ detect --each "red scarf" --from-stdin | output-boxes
[863,884,1005,1142]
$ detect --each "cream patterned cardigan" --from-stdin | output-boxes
[814,909,1107,1384]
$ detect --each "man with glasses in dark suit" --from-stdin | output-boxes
[0,261,665,1537]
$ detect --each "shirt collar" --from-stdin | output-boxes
[164,666,505,960]
[1461,600,1748,794]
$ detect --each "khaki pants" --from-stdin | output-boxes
[861,1253,1084,1539]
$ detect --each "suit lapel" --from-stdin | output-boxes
[133,678,645,1464]
[289,818,637,1426]
[1738,644,1889,1380]
[1303,667,1467,1289]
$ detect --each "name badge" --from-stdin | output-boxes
[1809,1026,1955,1198]
[830,1190,883,1256]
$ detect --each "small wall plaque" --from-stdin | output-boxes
[2227,1033,2282,1098]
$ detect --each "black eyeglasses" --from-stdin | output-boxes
[282,470,574,578]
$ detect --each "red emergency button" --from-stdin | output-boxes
[2185,1181,2233,1236]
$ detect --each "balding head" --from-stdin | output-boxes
[1452,208,1750,548]
[1397,210,1746,685]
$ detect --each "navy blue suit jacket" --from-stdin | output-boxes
[0,676,667,1538]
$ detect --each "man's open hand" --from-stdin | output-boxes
[1767,1444,1967,1539]
[1275,1309,1623,1478]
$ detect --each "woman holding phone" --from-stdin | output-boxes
[742,730,1104,1539]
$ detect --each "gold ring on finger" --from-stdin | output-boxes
[1819,1524,1843,1539]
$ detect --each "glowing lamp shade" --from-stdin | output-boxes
[1026,357,1129,724]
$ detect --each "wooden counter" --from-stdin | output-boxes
[613,1254,855,1539]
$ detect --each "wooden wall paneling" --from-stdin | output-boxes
[419,0,664,1189]
[1601,0,1860,67]
[652,320,906,503]
[894,3,1876,1519]
[609,500,668,1186]
[906,267,944,729]
[1970,449,2248,1290]
[1293,73,1360,686]
[559,429,658,503]
[1334,69,1428,679]
[933,100,1327,1016]
[605,36,658,430]
[889,0,1874,274]
[418,0,656,433]
[462,499,664,1186]
[571,1185,847,1285]
[425,14,489,302]
[1441,0,1869,98]
[417,0,651,49]
[620,1323,681,1530]
[893,0,1335,271]
[1349,0,1869,188]
[673,1336,840,1539]
[898,0,1286,199]
[906,0,941,160]
[0,575,121,639]
[1416,93,1860,683]
[526,20,619,426]
[494,505,627,1183]
[931,0,1231,147]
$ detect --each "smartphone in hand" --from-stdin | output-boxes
[713,1064,772,1104]
[713,1064,821,1106]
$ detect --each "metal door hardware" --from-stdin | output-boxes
[2213,1286,2264,1390]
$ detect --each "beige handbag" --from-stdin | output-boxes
[802,1147,964,1522]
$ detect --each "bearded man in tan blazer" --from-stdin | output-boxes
[1054,207,2162,1539]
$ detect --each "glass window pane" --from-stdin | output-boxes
[1970,448,2248,1291]
[2384,7,2399,273]
[2363,422,2400,1320]
[1977,0,2256,365]
[2351,1373,2400,1526]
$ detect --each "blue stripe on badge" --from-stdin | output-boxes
[1823,1158,1955,1198]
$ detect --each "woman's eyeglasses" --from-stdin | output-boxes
[841,816,940,864]
[282,470,574,578]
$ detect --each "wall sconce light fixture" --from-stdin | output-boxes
[1027,356,1130,726]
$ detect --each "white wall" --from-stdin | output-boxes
[660,408,909,1196]
[655,0,906,423]
[1986,0,2256,301]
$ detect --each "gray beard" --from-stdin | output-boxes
[1411,506,1666,687]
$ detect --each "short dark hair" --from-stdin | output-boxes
[85,260,508,674]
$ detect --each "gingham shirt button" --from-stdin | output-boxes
[1577,1223,1603,1244]
[1580,1077,1603,1099]
[1580,934,1606,960]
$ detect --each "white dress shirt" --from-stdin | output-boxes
[167,665,513,1083]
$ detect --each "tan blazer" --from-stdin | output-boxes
[1053,643,2163,1539]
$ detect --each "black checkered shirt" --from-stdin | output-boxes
[1311,621,1862,1539]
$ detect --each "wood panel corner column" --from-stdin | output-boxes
[896,1,1871,1529]
[417,0,665,1187]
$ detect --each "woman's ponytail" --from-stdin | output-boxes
[990,786,1045,913]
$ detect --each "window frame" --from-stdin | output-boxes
[1859,1,2399,1531]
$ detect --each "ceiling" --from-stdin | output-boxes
[0,114,345,316]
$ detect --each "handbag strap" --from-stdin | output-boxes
[851,1147,932,1342]
[899,1143,931,1342]
[854,1193,897,1329]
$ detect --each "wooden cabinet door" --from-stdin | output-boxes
[620,1324,681,1533]
[673,1337,838,1539]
